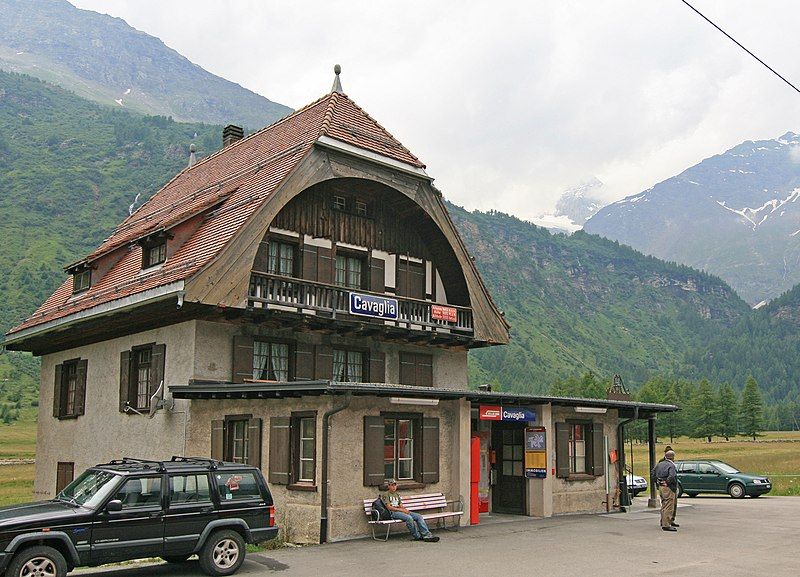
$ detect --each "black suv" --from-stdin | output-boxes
[0,457,277,577]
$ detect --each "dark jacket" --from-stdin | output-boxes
[653,459,678,491]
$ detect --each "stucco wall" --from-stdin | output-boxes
[550,406,620,515]
[184,395,469,543]
[34,321,197,499]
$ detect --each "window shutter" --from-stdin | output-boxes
[317,246,334,284]
[409,261,425,300]
[416,355,433,387]
[253,240,270,272]
[151,344,166,393]
[211,420,224,460]
[302,244,318,281]
[75,359,88,416]
[369,255,385,292]
[248,418,263,469]
[53,364,63,418]
[119,351,131,413]
[315,345,334,380]
[232,335,254,383]
[421,418,440,484]
[368,351,386,383]
[294,341,315,381]
[269,417,291,485]
[363,416,385,486]
[396,261,408,297]
[592,423,605,477]
[555,422,570,478]
[399,353,414,385]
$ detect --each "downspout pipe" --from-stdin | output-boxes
[320,392,352,544]
[616,406,638,510]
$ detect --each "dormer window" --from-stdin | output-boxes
[72,269,91,294]
[143,242,166,268]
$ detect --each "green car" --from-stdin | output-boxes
[675,460,771,499]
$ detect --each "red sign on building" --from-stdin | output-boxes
[431,305,458,323]
[479,405,502,420]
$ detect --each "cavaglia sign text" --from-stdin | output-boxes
[348,292,399,320]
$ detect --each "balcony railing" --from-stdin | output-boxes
[248,272,474,336]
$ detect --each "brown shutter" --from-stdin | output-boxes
[409,261,425,300]
[294,341,315,381]
[368,351,386,383]
[399,353,414,385]
[396,260,408,297]
[302,244,318,281]
[253,240,270,272]
[55,462,74,494]
[53,364,63,418]
[592,423,605,477]
[248,418,263,469]
[421,418,440,484]
[119,351,131,413]
[315,345,334,380]
[370,255,385,292]
[211,420,224,460]
[232,335,254,383]
[75,359,88,416]
[151,344,166,395]
[269,417,291,485]
[317,246,334,284]
[416,354,433,387]
[363,416,385,486]
[556,422,570,478]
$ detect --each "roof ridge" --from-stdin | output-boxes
[319,92,339,137]
[335,93,422,165]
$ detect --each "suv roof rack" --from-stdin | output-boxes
[97,456,224,472]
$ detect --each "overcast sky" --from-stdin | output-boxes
[70,0,800,221]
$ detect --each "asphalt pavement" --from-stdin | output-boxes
[74,495,800,577]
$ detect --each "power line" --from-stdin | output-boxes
[679,0,800,94]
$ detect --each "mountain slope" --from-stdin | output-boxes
[584,133,800,304]
[0,0,292,127]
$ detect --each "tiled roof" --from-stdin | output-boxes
[9,92,425,336]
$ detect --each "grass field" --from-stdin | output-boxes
[628,431,800,497]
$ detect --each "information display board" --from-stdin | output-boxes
[524,427,547,478]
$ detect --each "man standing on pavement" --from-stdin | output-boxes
[382,479,440,542]
[653,450,679,531]
[658,446,678,526]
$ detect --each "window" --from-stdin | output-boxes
[253,341,290,381]
[335,253,365,289]
[698,463,717,475]
[333,349,364,382]
[568,423,587,474]
[211,417,262,468]
[396,257,425,299]
[214,471,262,501]
[169,474,211,505]
[56,462,74,495]
[113,476,163,509]
[399,353,433,387]
[227,418,250,464]
[143,242,166,268]
[267,240,295,277]
[384,418,415,481]
[119,344,165,414]
[355,199,368,217]
[53,359,87,419]
[72,269,91,293]
[332,195,347,211]
[291,413,316,484]
[363,415,440,486]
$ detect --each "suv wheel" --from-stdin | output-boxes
[199,529,246,576]
[7,545,67,577]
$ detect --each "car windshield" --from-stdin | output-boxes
[57,470,121,508]
[714,462,740,474]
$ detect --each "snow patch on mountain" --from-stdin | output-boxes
[716,188,800,230]
[532,177,608,233]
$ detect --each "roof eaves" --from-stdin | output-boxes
[315,135,430,181]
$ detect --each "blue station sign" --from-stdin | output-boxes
[349,292,399,320]
[500,408,537,422]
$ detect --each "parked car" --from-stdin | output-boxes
[0,457,277,577]
[675,459,771,499]
[626,474,648,497]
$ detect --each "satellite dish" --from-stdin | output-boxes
[148,381,164,419]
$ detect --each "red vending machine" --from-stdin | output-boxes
[470,434,481,525]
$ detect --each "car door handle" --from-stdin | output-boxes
[150,511,164,518]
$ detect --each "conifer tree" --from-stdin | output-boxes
[740,376,764,440]
[689,379,719,442]
[716,383,738,441]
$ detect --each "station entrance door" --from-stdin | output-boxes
[491,421,526,513]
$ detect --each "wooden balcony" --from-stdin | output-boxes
[248,272,474,338]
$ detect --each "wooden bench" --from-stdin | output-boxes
[363,492,463,541]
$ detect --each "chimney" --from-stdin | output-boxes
[222,124,244,147]
[188,143,197,167]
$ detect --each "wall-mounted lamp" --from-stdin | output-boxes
[575,406,607,414]
[389,397,440,406]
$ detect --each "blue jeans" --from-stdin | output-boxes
[390,511,432,538]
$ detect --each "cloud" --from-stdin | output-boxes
[70,0,800,220]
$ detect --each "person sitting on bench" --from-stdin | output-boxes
[381,479,440,542]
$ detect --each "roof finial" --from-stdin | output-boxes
[331,64,343,93]
[188,143,197,167]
